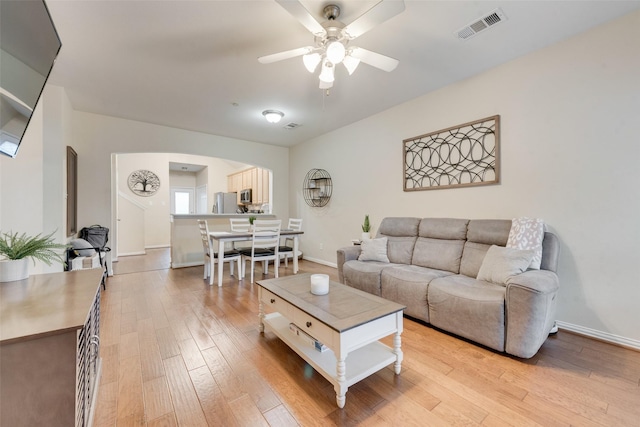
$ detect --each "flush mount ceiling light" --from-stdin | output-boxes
[262,110,284,123]
[258,1,405,90]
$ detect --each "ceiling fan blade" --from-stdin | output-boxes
[343,0,405,39]
[349,47,399,72]
[275,0,326,37]
[258,46,313,64]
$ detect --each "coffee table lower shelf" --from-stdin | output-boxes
[263,312,398,407]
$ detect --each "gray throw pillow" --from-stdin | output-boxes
[358,237,390,263]
[477,245,534,285]
[70,238,96,257]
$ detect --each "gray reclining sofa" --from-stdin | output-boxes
[337,217,560,358]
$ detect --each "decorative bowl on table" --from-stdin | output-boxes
[310,274,330,295]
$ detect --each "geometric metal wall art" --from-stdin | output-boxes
[403,115,500,191]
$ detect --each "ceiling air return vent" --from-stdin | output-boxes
[283,122,300,130]
[456,8,507,41]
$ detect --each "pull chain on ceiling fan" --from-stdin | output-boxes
[258,0,406,90]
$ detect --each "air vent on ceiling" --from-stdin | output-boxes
[455,8,507,41]
[283,122,300,130]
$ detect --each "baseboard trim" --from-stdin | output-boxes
[302,256,337,269]
[171,261,203,269]
[556,321,640,351]
[145,244,170,249]
[118,251,146,257]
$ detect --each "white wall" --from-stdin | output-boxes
[169,170,196,188]
[0,85,72,274]
[116,152,255,250]
[71,112,289,257]
[117,153,171,248]
[290,11,640,344]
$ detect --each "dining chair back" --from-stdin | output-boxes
[197,219,241,286]
[279,218,303,267]
[229,218,251,232]
[239,219,282,283]
[229,218,251,250]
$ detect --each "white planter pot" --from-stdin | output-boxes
[361,232,371,241]
[0,258,29,282]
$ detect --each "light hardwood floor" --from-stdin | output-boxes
[112,248,172,275]
[94,257,640,426]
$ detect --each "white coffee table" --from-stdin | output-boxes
[257,274,405,408]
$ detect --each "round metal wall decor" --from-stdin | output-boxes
[303,168,332,207]
[127,169,161,197]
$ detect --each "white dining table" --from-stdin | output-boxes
[209,229,304,286]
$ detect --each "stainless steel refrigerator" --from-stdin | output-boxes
[213,192,238,213]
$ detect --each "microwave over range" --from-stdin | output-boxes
[240,188,252,204]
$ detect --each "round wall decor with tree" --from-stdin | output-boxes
[128,169,161,197]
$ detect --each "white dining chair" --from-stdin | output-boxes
[239,219,281,283]
[229,218,251,250]
[197,219,241,285]
[229,217,251,232]
[279,218,302,267]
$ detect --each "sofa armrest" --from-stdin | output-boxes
[337,246,361,283]
[505,270,559,358]
[506,269,559,294]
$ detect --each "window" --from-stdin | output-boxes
[170,187,194,214]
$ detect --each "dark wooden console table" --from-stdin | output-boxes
[0,269,103,426]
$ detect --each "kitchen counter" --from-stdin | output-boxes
[170,213,275,268]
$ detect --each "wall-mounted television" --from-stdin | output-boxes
[0,0,61,158]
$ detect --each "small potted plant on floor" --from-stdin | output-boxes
[361,214,371,241]
[0,230,68,282]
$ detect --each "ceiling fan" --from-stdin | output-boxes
[258,0,406,90]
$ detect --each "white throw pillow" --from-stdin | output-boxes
[477,245,535,285]
[506,217,545,270]
[358,237,390,263]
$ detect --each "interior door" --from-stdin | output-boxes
[196,185,207,214]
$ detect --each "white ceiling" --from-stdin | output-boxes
[46,0,640,147]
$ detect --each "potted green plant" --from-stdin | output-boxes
[361,214,371,241]
[0,230,68,282]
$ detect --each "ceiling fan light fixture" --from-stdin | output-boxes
[303,52,322,73]
[263,0,406,90]
[342,55,360,75]
[319,61,335,83]
[262,110,284,124]
[325,40,346,64]
[319,79,333,89]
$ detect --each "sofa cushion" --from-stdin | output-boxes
[460,241,492,278]
[378,217,421,237]
[342,260,397,296]
[477,245,535,285]
[381,265,453,323]
[467,219,511,246]
[412,237,465,273]
[419,218,469,239]
[385,236,418,264]
[378,217,420,264]
[358,237,390,262]
[428,275,506,351]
